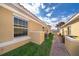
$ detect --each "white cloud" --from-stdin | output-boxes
[20,3,41,14]
[39,16,57,29]
[60,13,75,22]
[45,8,50,12]
[20,3,63,29]
[39,16,49,24]
[20,3,55,28]
[46,13,51,17]
[52,6,56,10]
[46,12,53,17]
[51,18,58,22]
[41,4,45,9]
[51,4,62,10]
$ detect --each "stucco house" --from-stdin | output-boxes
[0,3,51,55]
[60,13,79,55]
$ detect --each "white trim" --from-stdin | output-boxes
[0,4,29,21]
[61,13,79,28]
[0,36,31,48]
[14,4,47,27]
[13,13,29,22]
[0,4,47,27]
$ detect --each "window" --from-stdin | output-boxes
[14,17,19,25]
[14,16,28,37]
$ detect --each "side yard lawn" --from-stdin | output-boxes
[1,33,54,56]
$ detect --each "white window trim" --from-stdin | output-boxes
[14,15,28,37]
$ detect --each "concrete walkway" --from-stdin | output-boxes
[50,35,70,56]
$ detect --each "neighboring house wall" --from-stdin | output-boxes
[60,14,79,55]
[70,21,79,36]
[61,19,79,36]
[63,27,67,36]
[60,28,64,35]
[65,36,79,56]
[65,20,79,55]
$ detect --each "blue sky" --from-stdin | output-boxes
[21,3,79,29]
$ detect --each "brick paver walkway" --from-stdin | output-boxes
[50,35,70,56]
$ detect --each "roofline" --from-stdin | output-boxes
[18,3,49,29]
[0,3,48,28]
[61,13,79,28]
[17,3,49,28]
[18,4,48,26]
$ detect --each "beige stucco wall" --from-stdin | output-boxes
[0,6,14,43]
[28,20,43,32]
[28,18,49,34]
[63,27,67,35]
[29,31,45,45]
[0,39,30,55]
[43,27,48,34]
[0,6,31,55]
[61,18,79,36]
[0,6,46,44]
[70,21,79,36]
[65,37,79,56]
[62,19,79,55]
[28,20,45,44]
[0,5,49,55]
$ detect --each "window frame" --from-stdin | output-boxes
[14,16,28,37]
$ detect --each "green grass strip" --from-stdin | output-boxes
[1,33,54,56]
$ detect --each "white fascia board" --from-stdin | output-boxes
[61,13,79,28]
[0,4,46,27]
[12,3,47,27]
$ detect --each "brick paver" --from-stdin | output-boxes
[50,35,69,56]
